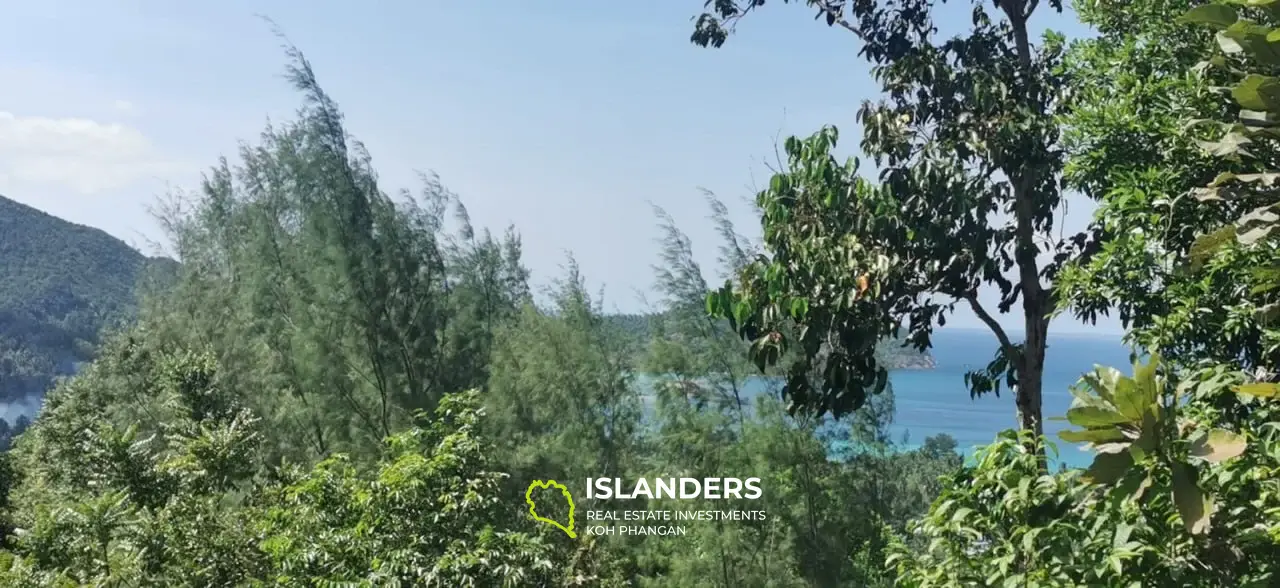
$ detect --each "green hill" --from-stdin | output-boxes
[0,195,170,427]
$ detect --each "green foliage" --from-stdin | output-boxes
[475,201,962,587]
[692,0,1084,444]
[1058,0,1280,371]
[485,256,643,492]
[892,363,1280,586]
[1182,0,1280,360]
[1059,357,1249,534]
[256,391,566,586]
[129,42,532,465]
[0,339,610,586]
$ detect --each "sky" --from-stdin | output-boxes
[0,0,1120,335]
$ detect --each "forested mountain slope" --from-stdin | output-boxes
[0,195,173,411]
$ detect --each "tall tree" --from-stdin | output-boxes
[693,0,1092,443]
[141,44,525,464]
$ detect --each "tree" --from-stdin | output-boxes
[693,0,1089,444]
[1057,0,1279,374]
[887,2,1280,584]
[140,42,529,465]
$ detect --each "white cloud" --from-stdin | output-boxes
[0,111,181,194]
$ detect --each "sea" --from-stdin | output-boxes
[878,327,1131,469]
[644,327,1133,470]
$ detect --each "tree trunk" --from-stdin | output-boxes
[1006,1,1049,462]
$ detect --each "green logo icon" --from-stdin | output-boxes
[525,479,576,538]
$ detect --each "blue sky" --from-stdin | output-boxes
[0,0,1118,335]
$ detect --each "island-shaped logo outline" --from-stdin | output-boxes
[525,479,576,538]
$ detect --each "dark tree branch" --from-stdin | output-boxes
[966,292,1018,362]
[811,1,867,41]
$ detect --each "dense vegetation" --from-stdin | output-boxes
[0,0,1277,585]
[0,196,174,447]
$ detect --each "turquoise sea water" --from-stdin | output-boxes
[646,327,1132,470]
[878,327,1131,468]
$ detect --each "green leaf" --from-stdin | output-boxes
[1209,171,1238,186]
[1112,375,1147,421]
[1079,367,1122,406]
[1066,406,1130,428]
[1115,470,1154,503]
[1171,461,1212,535]
[1058,428,1126,444]
[1217,31,1245,53]
[769,173,790,193]
[789,297,809,320]
[1180,4,1239,29]
[1189,428,1247,463]
[1190,226,1237,271]
[1235,382,1280,398]
[1231,74,1280,111]
[1083,451,1133,485]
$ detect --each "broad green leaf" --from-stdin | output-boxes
[1240,108,1280,125]
[1083,451,1133,485]
[1189,428,1247,463]
[1171,461,1213,535]
[1224,21,1280,64]
[1079,367,1122,405]
[1197,131,1253,158]
[1112,375,1147,421]
[1180,4,1239,29]
[1236,173,1280,185]
[1235,382,1280,398]
[1066,406,1130,428]
[1058,427,1126,444]
[1209,171,1238,186]
[1231,74,1280,111]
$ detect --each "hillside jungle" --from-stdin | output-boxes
[0,0,1277,585]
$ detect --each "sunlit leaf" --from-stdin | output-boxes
[1180,4,1239,29]
[1189,428,1248,463]
[1066,406,1130,428]
[1232,74,1280,111]
[1059,428,1126,444]
[1236,382,1280,398]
